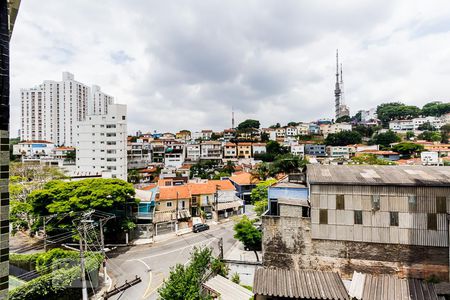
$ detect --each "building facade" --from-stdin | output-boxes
[21,72,113,146]
[75,104,127,180]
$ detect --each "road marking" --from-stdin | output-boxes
[144,272,164,299]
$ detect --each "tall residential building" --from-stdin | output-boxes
[1,1,21,297]
[334,50,350,120]
[75,104,128,180]
[20,72,113,146]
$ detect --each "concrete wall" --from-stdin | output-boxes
[262,203,449,280]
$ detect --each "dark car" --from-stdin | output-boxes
[193,223,210,233]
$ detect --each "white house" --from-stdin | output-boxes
[421,151,439,165]
[186,144,201,161]
[285,126,298,137]
[291,144,305,157]
[296,123,310,136]
[326,146,351,159]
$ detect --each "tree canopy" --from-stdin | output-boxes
[158,247,226,300]
[254,141,288,162]
[391,142,424,158]
[417,122,436,131]
[234,216,262,260]
[237,119,260,130]
[251,179,277,216]
[370,130,401,148]
[418,131,442,142]
[325,131,362,146]
[335,115,351,123]
[351,154,396,165]
[376,102,421,125]
[421,101,450,117]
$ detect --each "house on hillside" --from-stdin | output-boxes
[229,172,259,203]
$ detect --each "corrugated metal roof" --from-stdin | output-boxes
[349,272,439,300]
[203,275,253,300]
[307,165,450,187]
[253,268,349,300]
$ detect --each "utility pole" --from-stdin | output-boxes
[80,222,88,300]
[43,216,47,252]
[99,218,107,281]
[219,237,223,259]
[175,191,179,233]
[214,185,220,221]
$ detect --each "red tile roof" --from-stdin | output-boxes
[230,172,259,185]
[188,183,216,195]
[158,185,191,200]
[209,180,236,191]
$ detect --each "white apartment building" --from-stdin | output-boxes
[389,116,447,131]
[326,146,351,159]
[164,143,185,168]
[186,144,201,161]
[127,140,152,169]
[13,140,55,158]
[200,141,222,160]
[275,127,286,138]
[75,104,127,180]
[360,108,377,122]
[89,85,114,115]
[21,72,113,146]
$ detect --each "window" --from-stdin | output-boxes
[408,195,417,212]
[371,195,380,211]
[354,210,363,225]
[336,195,345,210]
[122,116,126,120]
[427,213,437,230]
[319,209,328,224]
[167,202,173,207]
[436,197,447,213]
[390,212,399,226]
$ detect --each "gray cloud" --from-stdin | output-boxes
[9,0,450,135]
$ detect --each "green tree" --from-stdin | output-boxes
[250,179,277,205]
[234,216,262,261]
[335,115,351,123]
[127,169,142,183]
[269,123,281,129]
[231,272,240,284]
[371,130,401,148]
[190,160,220,179]
[418,131,442,142]
[65,150,76,162]
[260,132,269,142]
[237,119,260,131]
[353,125,379,138]
[406,131,415,140]
[351,154,396,165]
[271,154,307,175]
[392,142,424,158]
[9,163,67,234]
[287,121,298,127]
[158,247,218,300]
[441,124,450,143]
[352,111,362,122]
[325,131,362,146]
[421,101,450,117]
[255,141,288,162]
[418,122,436,131]
[252,163,271,181]
[27,178,137,239]
[376,102,421,126]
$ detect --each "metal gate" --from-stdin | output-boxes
[136,224,154,239]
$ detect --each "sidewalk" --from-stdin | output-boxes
[224,240,261,262]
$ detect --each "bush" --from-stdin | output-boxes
[9,253,41,271]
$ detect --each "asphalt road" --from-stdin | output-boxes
[105,221,237,300]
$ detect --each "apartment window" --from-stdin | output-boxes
[122,116,126,120]
[106,133,116,137]
[319,209,328,224]
[427,213,437,230]
[167,202,173,207]
[390,212,399,226]
[354,210,363,225]
[436,197,447,213]
[408,195,417,212]
[336,195,345,210]
[371,195,380,211]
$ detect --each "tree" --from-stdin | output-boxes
[127,169,142,183]
[231,272,240,284]
[269,123,281,129]
[335,115,351,123]
[371,130,401,148]
[351,154,396,165]
[270,154,307,175]
[392,142,424,158]
[406,131,415,140]
[260,132,269,142]
[27,178,137,240]
[158,247,220,300]
[421,101,450,117]
[418,122,436,131]
[237,119,260,131]
[441,124,450,143]
[255,141,288,162]
[353,125,379,138]
[287,121,298,127]
[9,163,67,234]
[325,131,362,146]
[190,160,220,179]
[376,102,421,126]
[234,216,262,261]
[418,131,442,142]
[65,150,76,162]
[252,163,271,181]
[352,111,362,122]
[250,179,277,205]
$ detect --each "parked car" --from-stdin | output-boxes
[205,212,213,219]
[193,223,210,233]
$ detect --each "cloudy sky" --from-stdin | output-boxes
[9,1,450,135]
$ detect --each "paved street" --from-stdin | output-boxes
[105,221,237,300]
